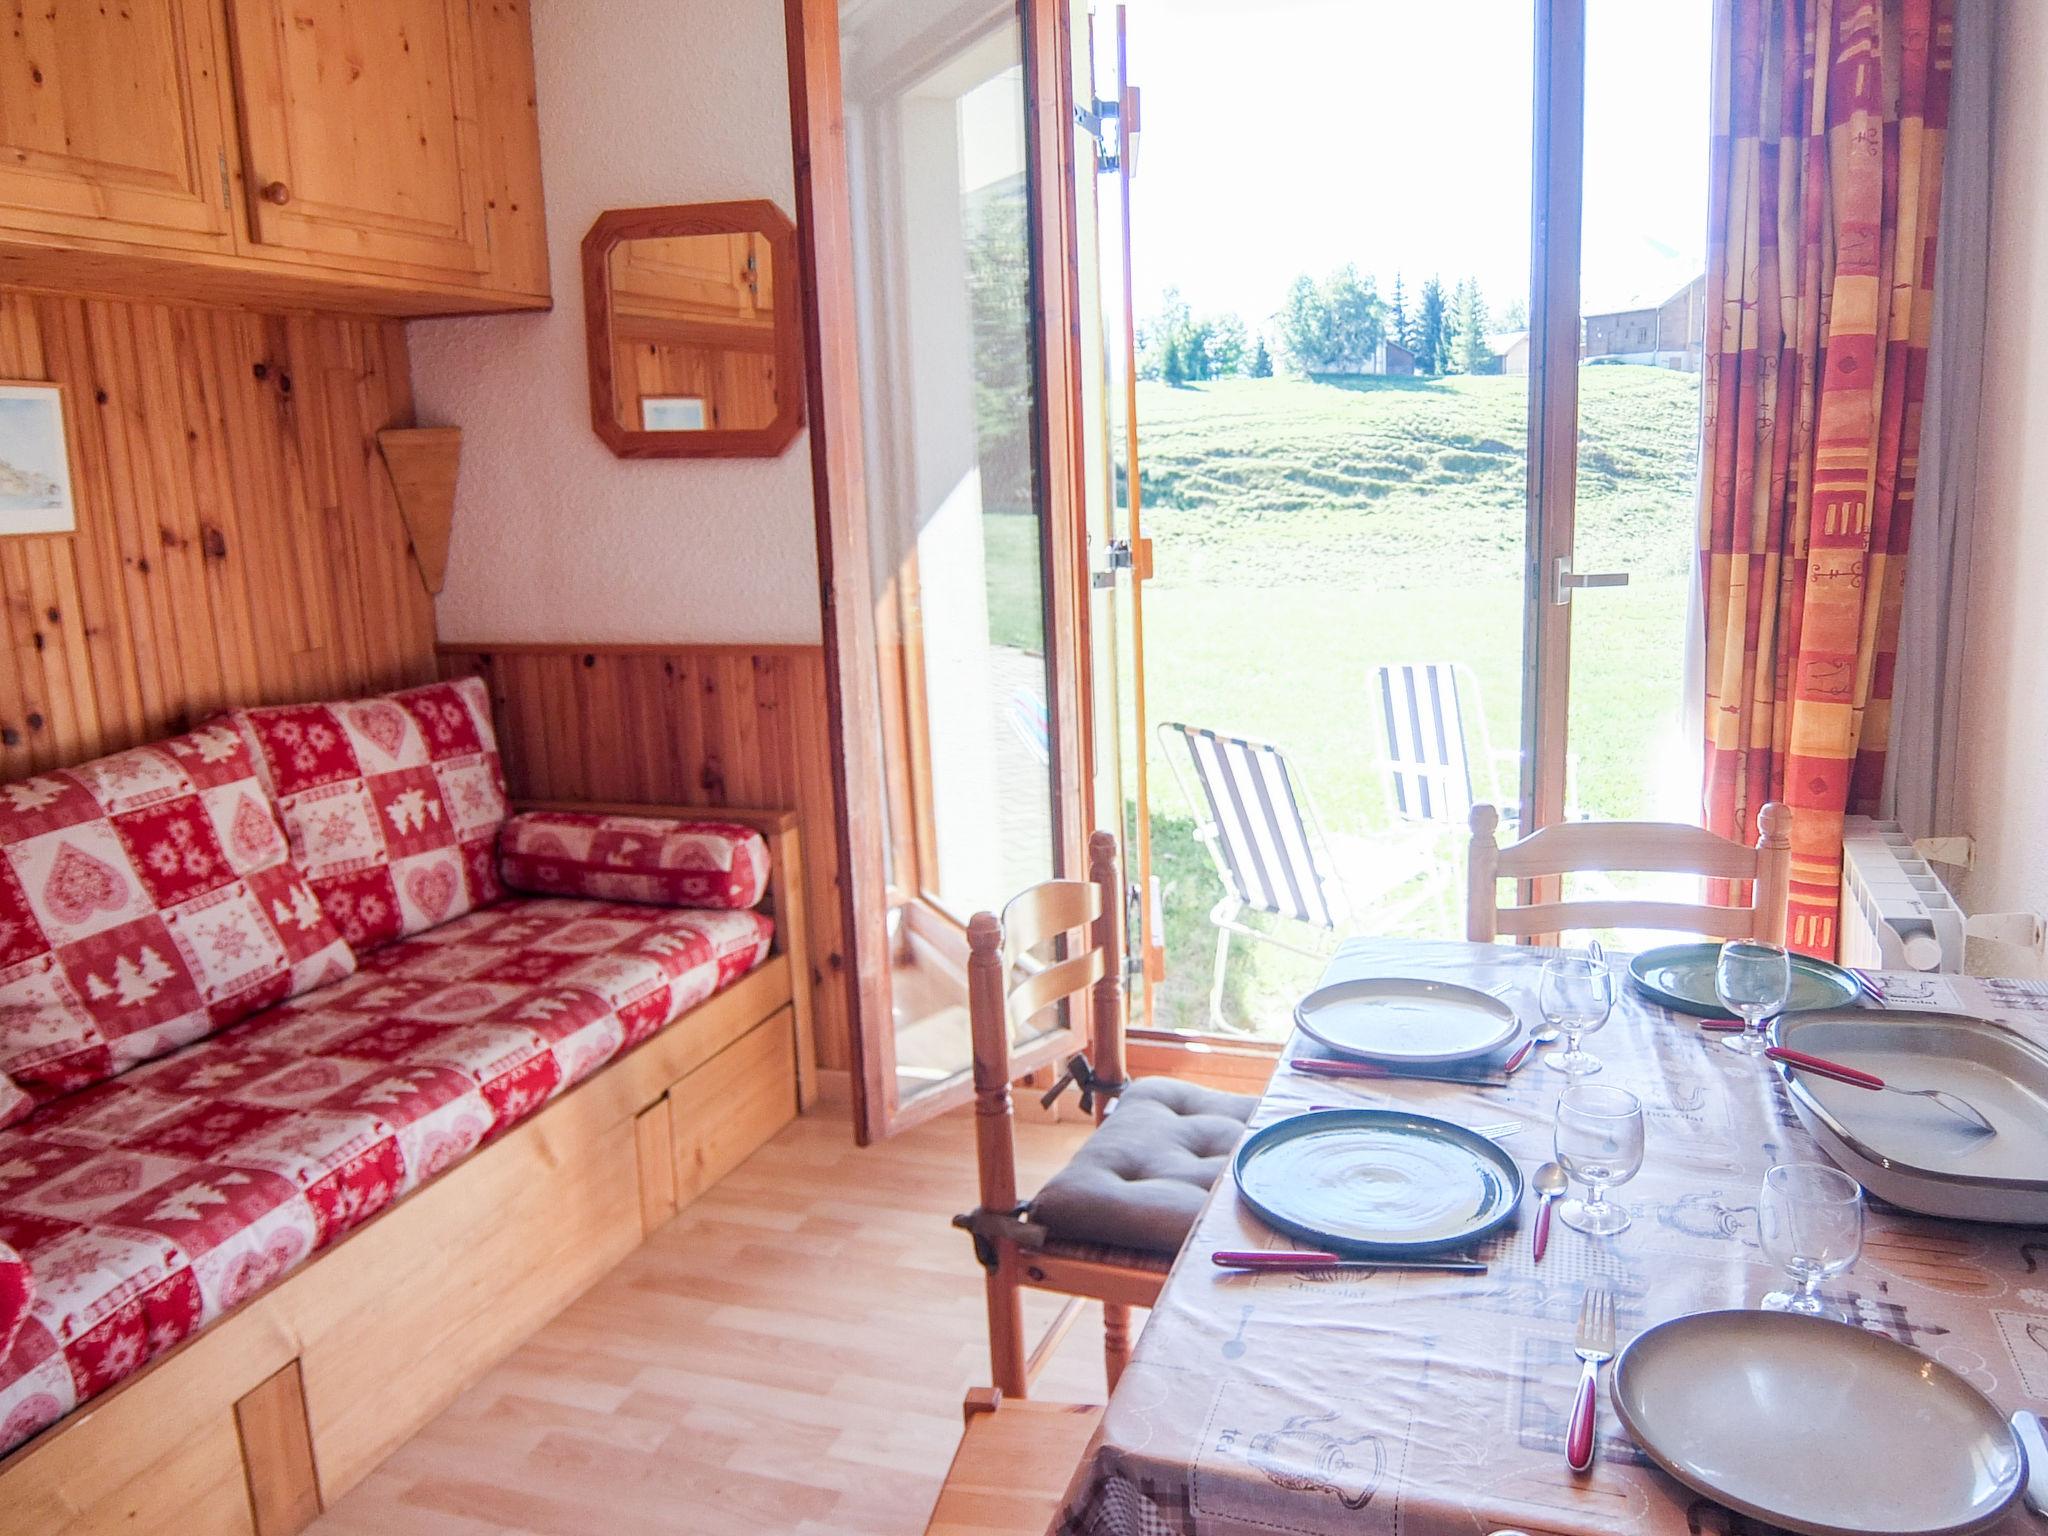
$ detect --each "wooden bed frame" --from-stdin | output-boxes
[0,802,816,1536]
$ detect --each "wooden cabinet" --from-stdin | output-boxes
[0,0,548,316]
[224,0,490,277]
[0,0,238,251]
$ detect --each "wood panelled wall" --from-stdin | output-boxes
[436,644,850,1073]
[0,292,435,779]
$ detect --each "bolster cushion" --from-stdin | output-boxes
[1027,1077,1257,1256]
[498,811,771,911]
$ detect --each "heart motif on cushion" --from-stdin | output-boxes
[403,863,460,924]
[228,795,282,864]
[43,842,130,927]
[0,1393,59,1449]
[348,702,410,761]
[216,1228,307,1310]
[47,1157,146,1205]
[267,1062,342,1096]
[423,984,496,1017]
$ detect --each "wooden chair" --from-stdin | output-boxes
[958,832,1254,1400]
[923,1389,1103,1536]
[1466,801,1792,945]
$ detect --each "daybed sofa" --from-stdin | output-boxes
[0,676,813,1534]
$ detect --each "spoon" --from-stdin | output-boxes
[1764,1045,1997,1135]
[1532,1161,1569,1263]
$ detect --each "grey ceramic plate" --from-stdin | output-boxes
[1612,1311,2025,1536]
[1232,1108,1522,1256]
[1774,1009,2048,1224]
[1292,977,1519,1064]
[1628,941,1860,1020]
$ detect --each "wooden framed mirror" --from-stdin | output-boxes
[582,200,805,458]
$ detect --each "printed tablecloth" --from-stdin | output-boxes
[1052,938,2048,1536]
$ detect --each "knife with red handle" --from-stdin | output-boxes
[1762,1045,1884,1090]
[1211,1250,1488,1274]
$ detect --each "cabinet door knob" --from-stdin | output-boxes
[260,181,291,206]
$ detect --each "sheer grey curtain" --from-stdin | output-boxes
[1884,0,1991,836]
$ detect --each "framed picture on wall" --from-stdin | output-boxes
[0,382,76,535]
[640,396,708,432]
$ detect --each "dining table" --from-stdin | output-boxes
[1049,937,2048,1536]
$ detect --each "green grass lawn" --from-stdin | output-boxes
[1112,366,1702,1032]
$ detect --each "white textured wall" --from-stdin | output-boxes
[411,0,821,645]
[1952,0,2048,975]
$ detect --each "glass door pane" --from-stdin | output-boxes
[841,0,1064,1110]
[1564,0,1712,916]
[1103,0,1536,1038]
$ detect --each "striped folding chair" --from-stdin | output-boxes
[1159,723,1345,1031]
[1372,662,1519,831]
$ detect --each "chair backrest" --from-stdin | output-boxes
[1160,722,1336,930]
[968,829,1127,1093]
[1466,802,1792,945]
[1373,663,1477,825]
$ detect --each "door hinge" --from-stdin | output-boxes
[1075,96,1122,174]
[1091,536,1154,589]
[218,148,232,211]
[1552,555,1629,606]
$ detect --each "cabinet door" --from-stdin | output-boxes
[614,234,754,319]
[225,0,490,276]
[0,0,237,249]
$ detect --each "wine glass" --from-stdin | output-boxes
[1554,1084,1644,1237]
[1758,1162,1864,1317]
[1715,939,1792,1057]
[1539,955,1614,1076]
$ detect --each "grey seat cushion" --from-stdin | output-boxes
[1027,1077,1257,1256]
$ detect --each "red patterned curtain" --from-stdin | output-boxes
[1700,0,1952,955]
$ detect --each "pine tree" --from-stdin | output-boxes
[1162,332,1187,386]
[1390,274,1411,353]
[1442,278,1469,374]
[1457,277,1494,374]
[1416,277,1448,375]
[1249,336,1274,378]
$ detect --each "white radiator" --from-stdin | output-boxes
[1839,816,1967,972]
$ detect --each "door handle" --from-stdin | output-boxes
[1552,556,1629,606]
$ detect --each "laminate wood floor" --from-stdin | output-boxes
[309,1108,1119,1536]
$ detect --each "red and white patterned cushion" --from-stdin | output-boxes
[0,895,773,1456]
[0,1073,30,1133]
[229,678,510,954]
[499,811,770,911]
[0,1241,29,1359]
[0,727,357,1106]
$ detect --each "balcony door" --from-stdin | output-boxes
[789,0,1100,1140]
[789,0,1714,1133]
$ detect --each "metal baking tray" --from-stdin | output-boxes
[1773,1009,2048,1225]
